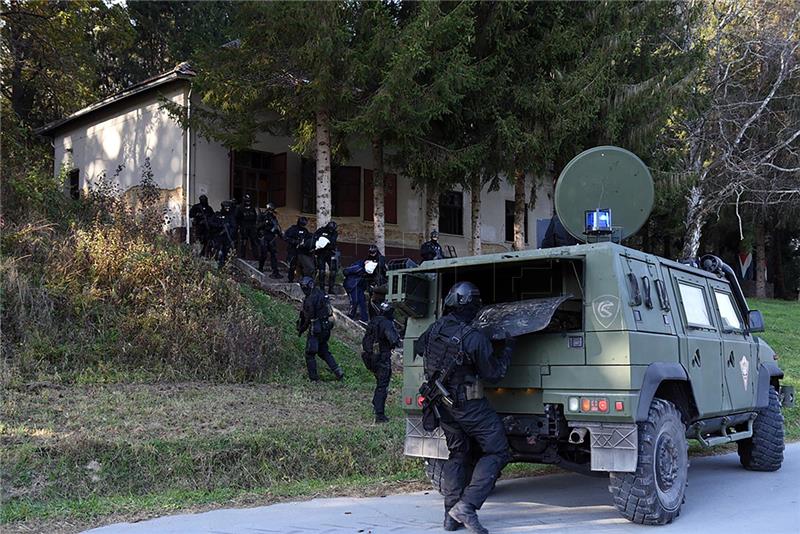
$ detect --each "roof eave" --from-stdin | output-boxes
[34,70,194,137]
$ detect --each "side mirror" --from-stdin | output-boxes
[747,310,765,333]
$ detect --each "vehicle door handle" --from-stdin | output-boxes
[692,349,701,367]
[727,351,735,367]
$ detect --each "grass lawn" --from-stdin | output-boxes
[1,294,797,533]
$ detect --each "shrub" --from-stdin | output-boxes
[1,164,281,384]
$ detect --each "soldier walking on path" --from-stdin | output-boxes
[420,229,444,263]
[313,220,339,293]
[284,217,310,282]
[416,281,515,534]
[210,200,237,268]
[257,202,283,279]
[236,194,260,259]
[297,276,344,382]
[189,194,215,257]
[361,301,401,423]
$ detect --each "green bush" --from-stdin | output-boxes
[1,165,282,384]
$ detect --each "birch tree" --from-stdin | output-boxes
[676,0,800,259]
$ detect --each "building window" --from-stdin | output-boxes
[68,169,80,200]
[439,191,463,235]
[363,171,397,224]
[232,150,287,207]
[301,157,316,214]
[300,160,362,217]
[332,166,361,217]
[505,200,529,243]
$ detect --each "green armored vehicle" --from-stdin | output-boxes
[389,147,794,525]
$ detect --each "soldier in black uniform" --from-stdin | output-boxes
[313,220,339,293]
[420,229,444,263]
[189,194,215,257]
[236,194,260,259]
[361,301,401,423]
[257,202,283,278]
[297,276,344,382]
[364,245,387,289]
[416,281,515,534]
[284,217,310,283]
[210,201,237,268]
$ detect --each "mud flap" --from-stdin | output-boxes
[404,416,449,460]
[578,422,638,472]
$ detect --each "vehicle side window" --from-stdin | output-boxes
[713,291,743,331]
[677,282,714,329]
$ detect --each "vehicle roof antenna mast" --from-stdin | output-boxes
[555,146,654,244]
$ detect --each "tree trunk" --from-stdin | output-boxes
[680,184,706,260]
[315,108,332,226]
[513,170,526,251]
[771,226,785,299]
[371,137,385,254]
[754,211,767,298]
[425,181,439,244]
[470,174,482,256]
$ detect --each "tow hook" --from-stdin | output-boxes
[569,427,589,444]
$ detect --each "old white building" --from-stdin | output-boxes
[38,64,555,262]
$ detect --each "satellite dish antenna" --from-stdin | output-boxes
[554,146,654,243]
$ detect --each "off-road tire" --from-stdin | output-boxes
[423,457,491,495]
[424,458,446,494]
[738,386,784,471]
[609,398,688,525]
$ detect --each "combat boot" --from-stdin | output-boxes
[448,502,487,534]
[333,367,345,381]
[443,510,463,531]
[375,414,389,424]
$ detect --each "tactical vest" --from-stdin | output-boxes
[423,319,475,388]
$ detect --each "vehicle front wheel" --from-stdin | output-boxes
[609,398,688,525]
[738,385,784,471]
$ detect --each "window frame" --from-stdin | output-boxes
[438,190,464,236]
[676,281,716,331]
[712,290,745,333]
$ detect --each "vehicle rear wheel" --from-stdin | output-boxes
[609,398,688,525]
[423,457,446,494]
[423,457,493,495]
[738,386,784,471]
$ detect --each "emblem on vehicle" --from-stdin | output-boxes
[739,355,749,390]
[592,295,620,329]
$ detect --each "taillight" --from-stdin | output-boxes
[598,399,609,412]
[405,396,412,405]
[417,396,425,407]
[615,401,624,412]
[581,398,591,412]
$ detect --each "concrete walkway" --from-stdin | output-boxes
[85,443,799,534]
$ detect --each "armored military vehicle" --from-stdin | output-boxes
[389,146,794,525]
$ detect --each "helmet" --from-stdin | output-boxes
[430,230,439,240]
[368,245,379,257]
[299,276,315,295]
[444,281,482,309]
[243,194,252,205]
[298,216,308,227]
[265,202,275,212]
[199,194,208,204]
[221,200,234,213]
[326,220,337,231]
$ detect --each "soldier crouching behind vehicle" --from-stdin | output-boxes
[417,281,515,534]
[297,276,344,382]
[361,301,401,423]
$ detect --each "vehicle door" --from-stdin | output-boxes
[707,281,756,411]
[669,271,725,417]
